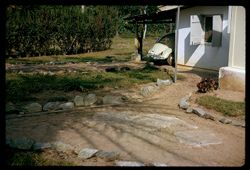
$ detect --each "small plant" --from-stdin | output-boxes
[197,78,218,93]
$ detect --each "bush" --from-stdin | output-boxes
[6,5,117,57]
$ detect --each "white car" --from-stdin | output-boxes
[147,33,175,66]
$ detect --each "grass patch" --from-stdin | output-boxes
[6,147,75,166]
[6,36,158,65]
[6,65,173,103]
[196,95,245,117]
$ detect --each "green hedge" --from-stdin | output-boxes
[6,5,117,57]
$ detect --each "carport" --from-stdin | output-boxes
[124,6,181,82]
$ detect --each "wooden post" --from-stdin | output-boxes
[174,6,180,83]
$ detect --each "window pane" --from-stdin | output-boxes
[204,17,212,43]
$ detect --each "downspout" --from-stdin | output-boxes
[174,6,180,83]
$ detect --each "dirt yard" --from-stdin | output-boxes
[6,62,245,166]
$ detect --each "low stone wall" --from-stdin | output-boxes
[219,67,245,92]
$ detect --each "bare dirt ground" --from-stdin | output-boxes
[6,62,245,166]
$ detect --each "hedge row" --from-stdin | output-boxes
[6,5,117,57]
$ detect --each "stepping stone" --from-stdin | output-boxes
[174,130,222,147]
[95,150,120,161]
[115,161,145,167]
[152,162,168,166]
[219,117,232,124]
[33,142,51,150]
[78,148,99,159]
[51,141,74,152]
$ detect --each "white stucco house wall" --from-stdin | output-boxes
[161,6,245,92]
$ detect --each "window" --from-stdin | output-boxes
[190,14,222,46]
[204,16,212,43]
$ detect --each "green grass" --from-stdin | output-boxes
[6,147,75,166]
[196,95,245,117]
[6,36,158,65]
[6,64,179,102]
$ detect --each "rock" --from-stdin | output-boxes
[192,107,206,117]
[105,66,119,72]
[6,102,19,114]
[43,102,61,111]
[33,142,51,150]
[95,151,120,161]
[51,141,74,153]
[186,107,193,113]
[24,103,42,113]
[203,113,215,121]
[152,162,168,166]
[18,71,24,74]
[7,137,35,150]
[78,148,99,159]
[140,85,159,97]
[115,161,145,167]
[179,97,189,110]
[103,95,123,105]
[48,71,55,75]
[74,95,84,106]
[59,102,74,110]
[174,130,222,147]
[219,117,232,124]
[84,93,97,106]
[120,67,130,71]
[231,121,245,127]
[156,78,172,86]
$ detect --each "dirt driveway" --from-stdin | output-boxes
[6,65,245,166]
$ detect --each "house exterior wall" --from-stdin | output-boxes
[228,6,245,69]
[219,6,245,92]
[177,6,229,70]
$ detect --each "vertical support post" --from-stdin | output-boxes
[174,6,180,83]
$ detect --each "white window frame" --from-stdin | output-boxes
[190,14,223,47]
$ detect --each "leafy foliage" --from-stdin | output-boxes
[6,5,117,57]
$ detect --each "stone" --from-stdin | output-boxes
[43,102,61,111]
[219,117,232,124]
[33,142,51,150]
[59,102,74,110]
[174,130,222,147]
[7,137,35,150]
[186,107,193,113]
[95,151,120,161]
[120,67,130,71]
[103,95,123,105]
[179,98,189,110]
[105,66,119,72]
[152,162,168,166]
[156,78,172,86]
[51,141,74,152]
[78,148,99,159]
[24,103,42,113]
[18,71,24,74]
[74,95,84,106]
[192,107,206,117]
[140,85,159,97]
[203,113,215,121]
[84,93,97,106]
[48,71,55,75]
[133,114,198,130]
[115,161,145,167]
[231,121,245,127]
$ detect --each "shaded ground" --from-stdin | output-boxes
[5,64,245,166]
